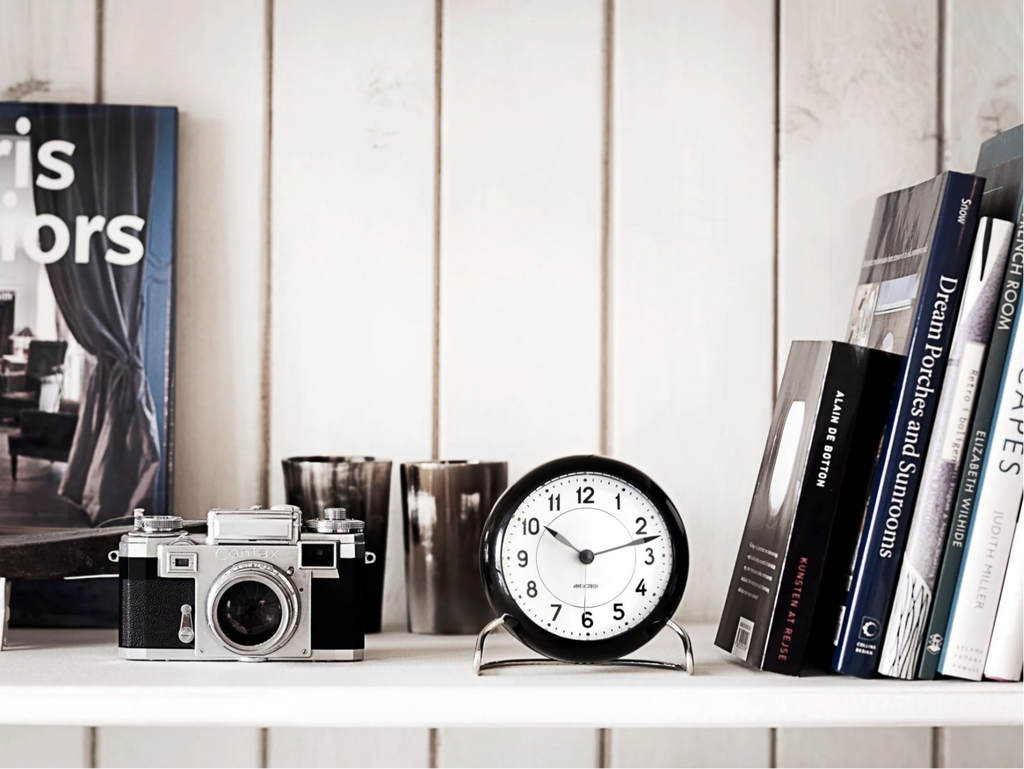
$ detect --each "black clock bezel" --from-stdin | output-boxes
[480,455,689,664]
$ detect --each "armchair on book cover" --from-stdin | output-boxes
[0,341,68,422]
[8,405,79,480]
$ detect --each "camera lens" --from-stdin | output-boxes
[215,580,283,647]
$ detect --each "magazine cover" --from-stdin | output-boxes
[0,103,177,626]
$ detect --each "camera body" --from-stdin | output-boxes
[117,505,370,661]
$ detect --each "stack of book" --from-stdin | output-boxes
[717,125,1023,682]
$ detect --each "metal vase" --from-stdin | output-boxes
[401,460,507,634]
[281,456,392,633]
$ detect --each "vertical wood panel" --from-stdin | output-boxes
[611,0,776,627]
[438,1,603,758]
[95,726,260,768]
[943,0,1024,171]
[940,726,1024,769]
[610,728,771,768]
[937,6,1024,757]
[777,0,939,360]
[776,9,940,762]
[101,2,270,758]
[438,0,604,478]
[776,728,932,768]
[437,728,599,769]
[0,726,89,769]
[775,7,937,764]
[270,0,437,632]
[0,0,95,103]
[104,0,269,519]
[268,728,429,768]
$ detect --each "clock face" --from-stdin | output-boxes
[498,472,673,640]
[481,455,688,664]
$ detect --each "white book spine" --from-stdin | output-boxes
[939,312,1023,681]
[984,508,1023,681]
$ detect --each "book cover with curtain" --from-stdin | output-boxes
[0,103,177,627]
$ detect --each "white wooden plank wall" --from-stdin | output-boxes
[269,0,437,632]
[0,0,1022,768]
[436,0,604,477]
[943,0,1024,171]
[938,0,1023,762]
[102,0,269,521]
[0,0,94,103]
[611,0,775,628]
[266,728,430,768]
[774,2,940,763]
[435,1,604,761]
[776,0,940,361]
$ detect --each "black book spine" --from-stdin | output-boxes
[763,346,867,674]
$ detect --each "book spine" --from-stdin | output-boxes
[832,174,984,677]
[939,309,1024,680]
[763,346,866,674]
[919,216,1024,679]
[877,218,1015,679]
[985,511,1023,681]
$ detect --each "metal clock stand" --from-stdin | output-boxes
[472,614,696,675]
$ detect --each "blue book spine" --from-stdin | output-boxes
[831,173,985,677]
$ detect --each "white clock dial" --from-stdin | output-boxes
[498,472,674,640]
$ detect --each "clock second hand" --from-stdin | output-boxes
[592,534,660,557]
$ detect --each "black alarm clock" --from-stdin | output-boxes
[480,455,689,664]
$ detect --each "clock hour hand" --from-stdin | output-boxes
[593,534,660,557]
[544,526,582,554]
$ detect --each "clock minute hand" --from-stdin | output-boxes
[593,534,661,557]
[544,526,582,554]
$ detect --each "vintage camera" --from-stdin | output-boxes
[116,505,374,661]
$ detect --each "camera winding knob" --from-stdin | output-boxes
[304,508,365,534]
[133,512,185,535]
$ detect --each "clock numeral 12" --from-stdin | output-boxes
[576,486,594,504]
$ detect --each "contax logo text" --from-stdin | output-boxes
[215,547,279,561]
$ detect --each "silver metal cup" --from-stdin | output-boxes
[401,460,507,634]
[281,456,392,633]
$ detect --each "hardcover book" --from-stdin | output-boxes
[831,171,984,678]
[716,340,899,675]
[977,125,1023,172]
[0,103,177,627]
[918,127,1024,679]
[877,213,1016,679]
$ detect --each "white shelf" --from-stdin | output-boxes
[0,624,1019,729]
